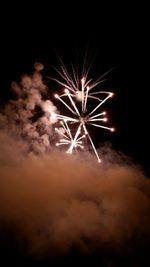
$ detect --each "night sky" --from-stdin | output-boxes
[0,2,149,266]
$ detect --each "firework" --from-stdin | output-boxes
[55,120,85,154]
[52,65,115,162]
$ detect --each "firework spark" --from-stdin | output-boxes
[55,120,85,154]
[52,65,115,162]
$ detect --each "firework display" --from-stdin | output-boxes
[52,65,115,162]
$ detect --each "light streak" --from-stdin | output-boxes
[55,120,85,153]
[53,65,115,162]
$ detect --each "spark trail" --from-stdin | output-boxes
[52,64,115,162]
[55,120,85,153]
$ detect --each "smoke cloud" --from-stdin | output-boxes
[0,65,150,266]
[0,64,57,154]
[0,131,150,265]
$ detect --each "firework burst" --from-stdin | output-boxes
[55,120,85,153]
[52,64,115,162]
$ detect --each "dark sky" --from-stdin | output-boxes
[0,2,149,175]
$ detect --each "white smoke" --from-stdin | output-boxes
[0,63,57,154]
[0,131,150,265]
